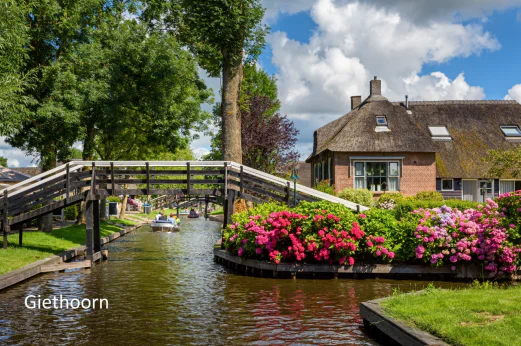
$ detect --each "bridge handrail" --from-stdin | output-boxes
[1,160,369,212]
[1,163,84,196]
[227,162,369,211]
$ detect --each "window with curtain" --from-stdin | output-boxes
[499,180,521,194]
[354,161,400,191]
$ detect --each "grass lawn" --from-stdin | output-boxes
[104,218,137,226]
[381,283,521,346]
[211,209,224,215]
[136,209,178,220]
[0,222,125,275]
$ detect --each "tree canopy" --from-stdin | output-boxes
[486,148,521,179]
[0,156,7,168]
[2,0,212,170]
[142,0,269,163]
[205,64,299,172]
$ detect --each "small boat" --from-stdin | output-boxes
[187,211,199,219]
[151,220,180,232]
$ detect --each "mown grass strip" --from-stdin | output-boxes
[0,222,127,275]
[381,283,521,346]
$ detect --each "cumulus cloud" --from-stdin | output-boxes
[267,0,504,156]
[263,0,521,23]
[0,137,37,167]
[504,84,521,103]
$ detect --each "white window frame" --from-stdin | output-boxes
[499,179,521,194]
[441,179,454,191]
[500,126,521,137]
[353,160,400,192]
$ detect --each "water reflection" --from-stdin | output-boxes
[0,219,465,345]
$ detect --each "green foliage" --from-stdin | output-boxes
[63,205,78,220]
[0,156,7,167]
[485,147,521,179]
[231,202,286,224]
[145,0,269,77]
[337,188,374,208]
[394,199,481,220]
[0,0,32,134]
[497,191,521,242]
[313,180,335,195]
[107,196,122,203]
[414,191,444,201]
[378,192,404,204]
[204,63,281,163]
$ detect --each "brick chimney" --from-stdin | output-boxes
[351,96,361,110]
[370,76,381,96]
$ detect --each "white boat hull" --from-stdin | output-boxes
[151,221,180,232]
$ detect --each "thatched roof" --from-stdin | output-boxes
[308,92,521,178]
[10,167,42,177]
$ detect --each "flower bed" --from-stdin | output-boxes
[223,191,521,277]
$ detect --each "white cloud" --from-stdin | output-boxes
[0,137,38,167]
[267,0,502,157]
[262,0,317,21]
[504,84,521,103]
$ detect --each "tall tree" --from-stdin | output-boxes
[204,63,299,172]
[143,0,269,163]
[0,156,7,168]
[486,148,521,179]
[0,0,31,135]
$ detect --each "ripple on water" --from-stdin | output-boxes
[0,218,467,345]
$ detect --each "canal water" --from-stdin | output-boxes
[0,219,464,345]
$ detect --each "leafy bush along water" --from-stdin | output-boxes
[224,193,521,276]
[337,188,374,208]
[414,191,444,201]
[226,201,394,265]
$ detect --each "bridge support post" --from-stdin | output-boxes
[86,199,101,262]
[3,191,9,249]
[19,226,23,247]
[204,196,209,219]
[223,189,236,227]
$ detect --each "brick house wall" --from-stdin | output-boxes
[332,152,436,196]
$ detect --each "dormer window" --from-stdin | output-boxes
[376,116,387,126]
[428,125,451,140]
[500,126,521,137]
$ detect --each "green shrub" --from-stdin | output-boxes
[413,191,444,201]
[377,192,404,209]
[64,205,78,220]
[313,180,335,195]
[359,208,420,262]
[395,199,481,219]
[107,196,121,203]
[337,188,374,208]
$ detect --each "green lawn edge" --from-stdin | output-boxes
[0,219,136,275]
[380,284,521,346]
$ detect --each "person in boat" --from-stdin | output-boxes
[155,212,165,221]
[168,214,180,226]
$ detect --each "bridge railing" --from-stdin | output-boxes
[1,160,369,228]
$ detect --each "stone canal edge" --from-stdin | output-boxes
[0,222,147,291]
[360,297,450,346]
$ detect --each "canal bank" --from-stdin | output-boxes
[0,221,146,291]
[0,218,467,345]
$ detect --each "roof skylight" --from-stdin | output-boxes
[500,126,521,137]
[376,116,387,126]
[428,125,451,140]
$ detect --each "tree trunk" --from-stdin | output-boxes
[119,195,128,219]
[39,148,57,232]
[77,127,96,224]
[221,56,243,163]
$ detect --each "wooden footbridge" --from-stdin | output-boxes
[0,161,367,262]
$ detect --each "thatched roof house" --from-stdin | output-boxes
[306,77,521,201]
